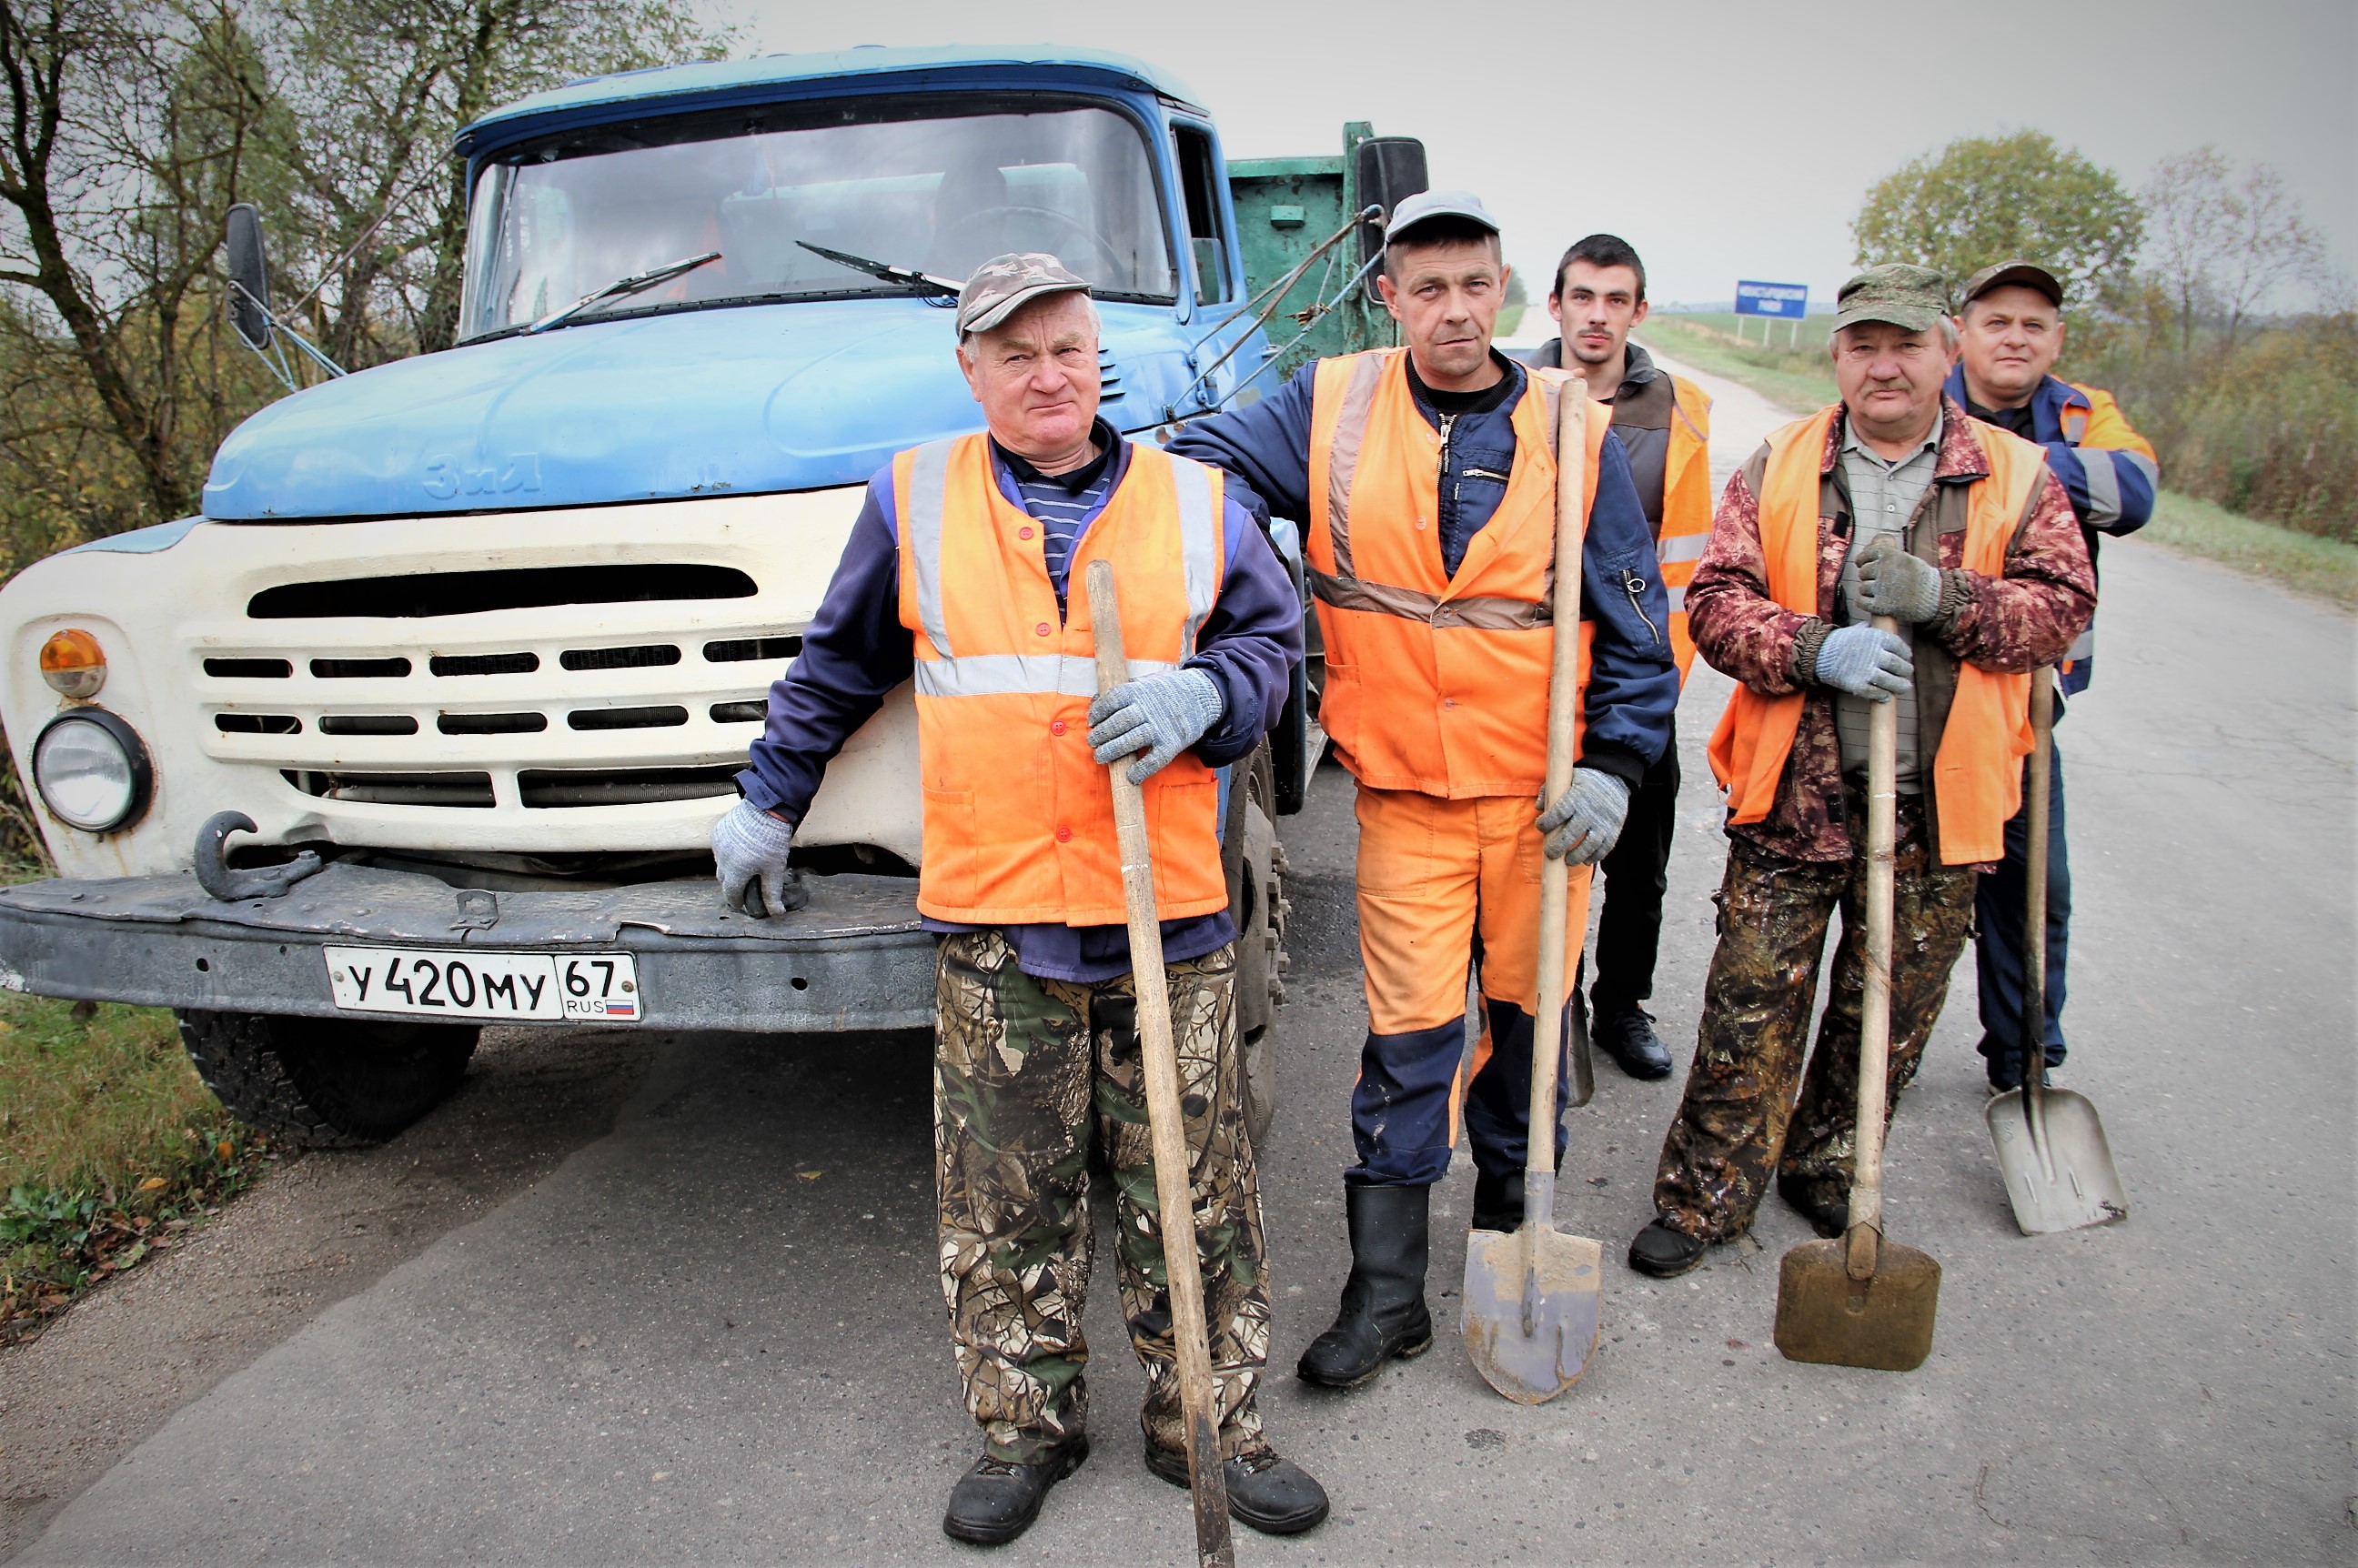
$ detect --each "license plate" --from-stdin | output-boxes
[324,946,640,1023]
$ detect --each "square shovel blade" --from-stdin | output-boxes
[1461,1225,1602,1404]
[1773,1238,1940,1372]
[1985,1087,2130,1235]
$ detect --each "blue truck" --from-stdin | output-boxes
[0,45,1426,1145]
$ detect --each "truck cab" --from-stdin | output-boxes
[0,45,1418,1146]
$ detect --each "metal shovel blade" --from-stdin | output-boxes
[1986,1086,2130,1235]
[1461,1224,1602,1404]
[1772,1236,1940,1372]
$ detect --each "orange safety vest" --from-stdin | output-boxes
[1655,375,1714,683]
[893,434,1230,927]
[1304,348,1609,799]
[1707,406,2041,866]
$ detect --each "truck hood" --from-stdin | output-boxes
[202,297,1189,520]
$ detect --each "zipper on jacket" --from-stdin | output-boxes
[1437,412,1458,511]
[1620,568,1661,646]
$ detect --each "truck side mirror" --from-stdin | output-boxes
[1354,137,1428,302]
[225,202,272,351]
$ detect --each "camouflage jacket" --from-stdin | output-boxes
[1689,398,2096,865]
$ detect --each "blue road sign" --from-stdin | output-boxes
[1735,281,1809,317]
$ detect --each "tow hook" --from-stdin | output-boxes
[193,810,325,902]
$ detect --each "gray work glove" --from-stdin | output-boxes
[1087,667,1224,784]
[1851,538,1943,624]
[711,799,806,918]
[1811,622,1913,701]
[1537,767,1631,865]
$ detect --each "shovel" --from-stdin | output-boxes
[1083,559,1234,1568]
[1985,665,2129,1234]
[1461,376,1603,1405]
[1773,616,1940,1372]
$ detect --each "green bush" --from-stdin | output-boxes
[2073,314,2356,545]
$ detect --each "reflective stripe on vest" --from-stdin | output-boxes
[893,434,1230,926]
[1655,374,1714,682]
[1303,348,1608,798]
[1705,406,2041,865]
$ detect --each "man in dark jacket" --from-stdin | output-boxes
[1173,191,1677,1387]
[1945,261,2159,1091]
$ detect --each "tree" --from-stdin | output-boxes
[1852,131,2143,310]
[2142,146,2328,354]
[0,0,731,540]
[0,0,281,523]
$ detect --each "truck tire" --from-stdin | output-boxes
[176,1010,478,1148]
[1224,743,1291,1146]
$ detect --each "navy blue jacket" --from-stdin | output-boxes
[1944,366,2158,695]
[1169,356,1677,784]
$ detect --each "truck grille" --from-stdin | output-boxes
[201,590,796,818]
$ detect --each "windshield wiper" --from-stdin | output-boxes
[796,241,962,299]
[528,250,722,335]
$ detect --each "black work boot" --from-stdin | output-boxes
[1470,1169,1524,1232]
[1596,1006,1674,1080]
[941,1435,1090,1546]
[1776,1172,1849,1239]
[1296,1184,1433,1388]
[1627,1216,1708,1278]
[1144,1443,1331,1535]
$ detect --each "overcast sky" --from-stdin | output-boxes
[714,0,2353,310]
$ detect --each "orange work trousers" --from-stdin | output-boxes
[1347,783,1594,1188]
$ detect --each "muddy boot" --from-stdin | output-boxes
[1296,1184,1433,1388]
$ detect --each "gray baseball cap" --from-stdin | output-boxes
[1833,263,1951,332]
[955,253,1091,337]
[1383,189,1500,245]
[1959,260,2064,309]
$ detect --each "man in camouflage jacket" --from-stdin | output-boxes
[1627,264,2096,1279]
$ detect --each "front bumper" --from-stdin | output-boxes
[0,862,933,1031]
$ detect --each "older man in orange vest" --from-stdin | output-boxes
[1173,192,1678,1386]
[710,256,1325,1544]
[1627,264,2096,1279]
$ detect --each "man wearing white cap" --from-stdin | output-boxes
[714,255,1325,1544]
[1173,193,1677,1389]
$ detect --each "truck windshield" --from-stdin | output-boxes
[459,99,1175,340]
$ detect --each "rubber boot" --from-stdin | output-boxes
[1295,1184,1433,1388]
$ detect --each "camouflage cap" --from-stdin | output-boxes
[1833,263,1950,333]
[1959,260,2063,309]
[954,253,1091,337]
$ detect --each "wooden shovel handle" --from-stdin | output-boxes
[2021,666,2055,1109]
[1525,377,1590,1226]
[1846,614,1901,1280]
[1083,559,1235,1568]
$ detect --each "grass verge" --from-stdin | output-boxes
[1,992,272,1345]
[1640,315,2354,612]
[1638,312,1838,412]
[2140,489,2358,608]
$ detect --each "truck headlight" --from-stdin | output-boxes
[32,709,152,833]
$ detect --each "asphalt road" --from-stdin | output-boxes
[14,364,2354,1564]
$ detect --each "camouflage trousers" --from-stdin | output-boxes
[933,930,1270,1465]
[1654,797,1977,1241]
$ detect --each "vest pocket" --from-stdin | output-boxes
[1318,655,1359,745]
[1147,779,1218,897]
[920,786,977,906]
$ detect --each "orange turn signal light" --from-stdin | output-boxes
[38,628,106,699]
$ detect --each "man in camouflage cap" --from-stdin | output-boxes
[1626,262,2095,1279]
[714,254,1325,1543]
